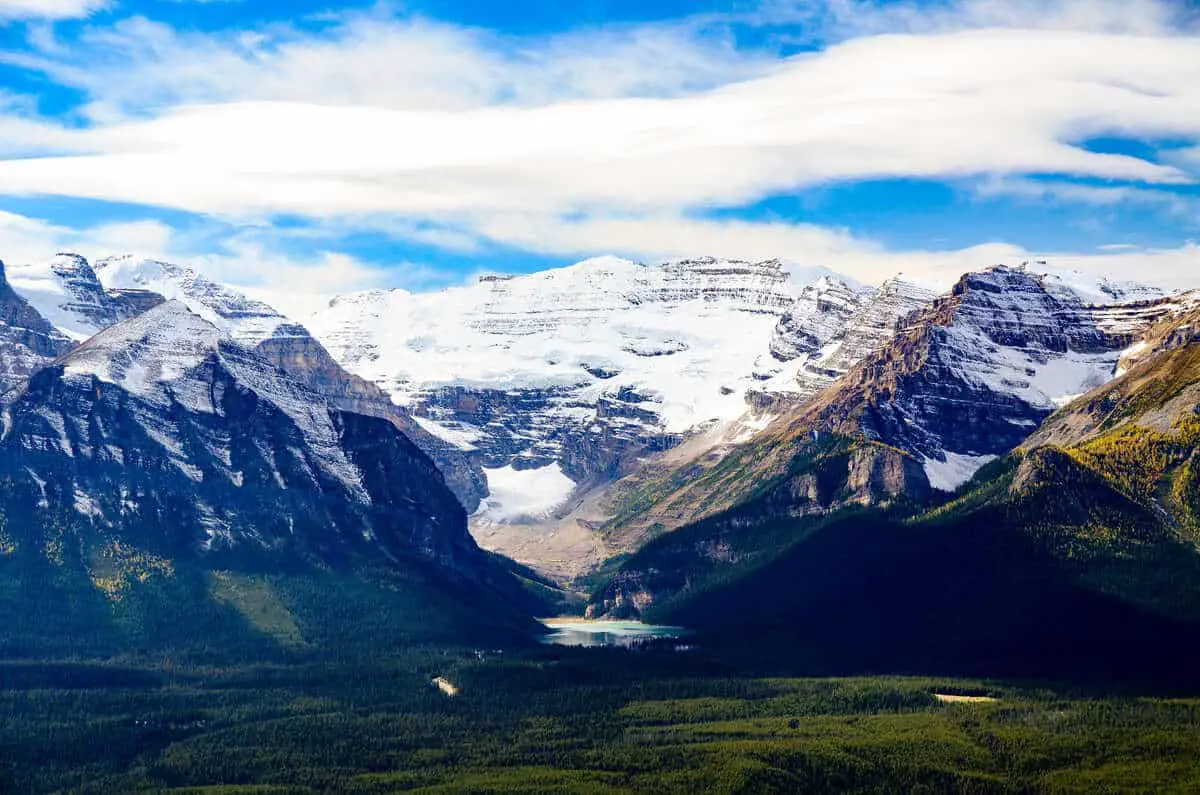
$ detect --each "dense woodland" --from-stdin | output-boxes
[4,649,1200,793]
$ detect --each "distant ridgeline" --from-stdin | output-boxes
[0,257,543,661]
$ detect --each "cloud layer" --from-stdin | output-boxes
[0,0,106,20]
[0,0,1197,299]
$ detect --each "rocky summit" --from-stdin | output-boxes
[307,256,927,529]
[4,254,489,511]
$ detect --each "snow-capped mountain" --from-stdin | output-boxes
[0,299,487,572]
[95,255,302,348]
[308,256,904,522]
[872,266,1182,489]
[7,254,488,509]
[741,266,1185,496]
[756,276,938,401]
[1035,263,1169,306]
[584,266,1192,594]
[801,266,1182,488]
[0,259,76,397]
[4,254,162,342]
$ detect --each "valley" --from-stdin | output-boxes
[3,250,1200,793]
[3,4,1199,791]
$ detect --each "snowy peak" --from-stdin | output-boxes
[61,300,222,406]
[6,253,121,341]
[0,258,76,396]
[768,276,865,362]
[2,253,487,511]
[2,305,491,584]
[95,255,298,347]
[758,275,936,398]
[1031,263,1166,306]
[459,255,795,336]
[829,265,1186,490]
[45,300,369,501]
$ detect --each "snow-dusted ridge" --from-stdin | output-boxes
[95,255,299,347]
[307,254,1185,517]
[58,300,369,499]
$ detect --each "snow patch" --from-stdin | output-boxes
[6,255,110,341]
[412,415,482,451]
[95,256,294,347]
[73,488,104,519]
[475,463,576,523]
[923,453,998,492]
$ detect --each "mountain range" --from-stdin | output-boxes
[598,300,1200,678]
[2,248,1198,676]
[0,256,537,659]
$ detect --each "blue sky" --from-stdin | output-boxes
[0,0,1198,314]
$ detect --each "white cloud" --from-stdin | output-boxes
[0,27,1196,226]
[5,11,763,118]
[0,210,163,264]
[0,0,106,20]
[0,1,1198,296]
[749,0,1198,37]
[974,177,1197,217]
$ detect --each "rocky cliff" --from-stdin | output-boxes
[0,299,538,656]
[0,259,75,398]
[2,254,489,510]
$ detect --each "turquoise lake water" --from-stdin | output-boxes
[538,619,688,648]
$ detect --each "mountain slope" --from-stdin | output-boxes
[1020,304,1200,533]
[308,256,807,486]
[592,310,1200,678]
[0,301,537,659]
[5,254,160,342]
[755,276,938,401]
[6,253,488,510]
[599,266,1186,544]
[309,256,939,576]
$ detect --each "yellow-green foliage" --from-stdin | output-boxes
[88,540,175,601]
[43,530,65,566]
[1067,419,1200,516]
[208,571,306,647]
[0,518,14,556]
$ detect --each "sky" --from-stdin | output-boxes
[0,0,1198,316]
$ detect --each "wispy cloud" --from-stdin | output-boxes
[0,0,107,21]
[0,27,1196,219]
[973,177,1197,217]
[0,0,1197,292]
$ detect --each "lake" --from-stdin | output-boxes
[538,618,688,648]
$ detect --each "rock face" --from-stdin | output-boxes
[596,266,1182,575]
[766,276,866,363]
[0,259,75,398]
[4,254,161,342]
[0,301,490,577]
[7,254,488,510]
[833,266,1187,490]
[755,277,938,402]
[589,266,1191,620]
